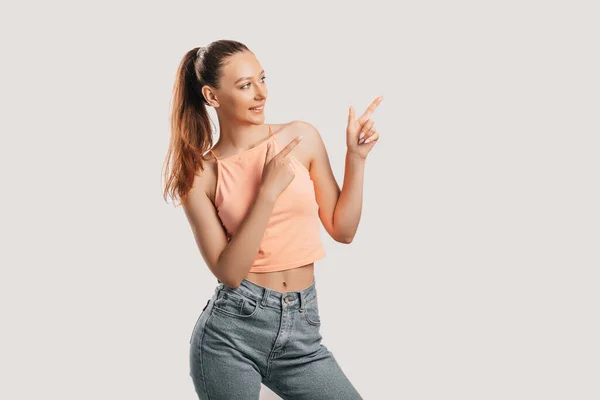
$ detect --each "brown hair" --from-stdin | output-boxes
[162,40,250,206]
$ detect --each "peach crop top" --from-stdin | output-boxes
[209,124,326,273]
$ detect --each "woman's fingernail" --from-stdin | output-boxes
[358,138,365,144]
[365,138,371,144]
[359,132,365,139]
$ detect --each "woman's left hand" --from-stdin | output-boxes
[346,96,383,160]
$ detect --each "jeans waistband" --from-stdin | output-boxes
[215,277,318,311]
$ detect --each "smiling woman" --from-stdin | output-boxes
[199,50,271,128]
[163,39,370,400]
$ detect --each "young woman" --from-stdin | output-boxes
[163,40,382,399]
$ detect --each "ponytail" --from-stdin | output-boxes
[162,40,251,206]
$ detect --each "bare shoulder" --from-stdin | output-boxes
[192,152,219,203]
[288,120,324,169]
[292,119,321,137]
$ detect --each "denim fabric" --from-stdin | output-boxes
[189,277,362,399]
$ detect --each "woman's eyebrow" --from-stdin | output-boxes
[234,70,265,84]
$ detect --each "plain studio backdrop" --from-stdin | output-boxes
[1,0,598,399]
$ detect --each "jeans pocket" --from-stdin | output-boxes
[303,300,321,326]
[212,289,260,318]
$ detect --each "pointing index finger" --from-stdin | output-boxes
[277,135,304,158]
[359,96,383,123]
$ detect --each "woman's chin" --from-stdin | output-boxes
[246,112,265,121]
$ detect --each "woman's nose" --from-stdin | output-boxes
[255,86,267,98]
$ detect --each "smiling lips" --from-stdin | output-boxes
[249,105,264,112]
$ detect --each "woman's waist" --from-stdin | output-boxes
[245,262,315,292]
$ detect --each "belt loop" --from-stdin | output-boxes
[261,287,270,308]
[299,291,305,313]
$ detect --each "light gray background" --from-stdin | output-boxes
[1,0,598,399]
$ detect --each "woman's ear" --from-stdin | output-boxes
[202,86,220,108]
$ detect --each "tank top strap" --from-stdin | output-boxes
[209,148,219,162]
[268,124,279,146]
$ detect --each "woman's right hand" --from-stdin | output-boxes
[259,135,304,201]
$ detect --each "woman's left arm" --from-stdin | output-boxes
[303,96,383,243]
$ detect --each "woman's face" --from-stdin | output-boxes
[211,51,268,124]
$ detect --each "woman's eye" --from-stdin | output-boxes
[241,76,266,89]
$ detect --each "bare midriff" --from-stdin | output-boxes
[245,263,315,293]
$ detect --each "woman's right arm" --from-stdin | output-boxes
[182,176,276,288]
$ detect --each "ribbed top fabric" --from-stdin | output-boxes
[209,124,326,273]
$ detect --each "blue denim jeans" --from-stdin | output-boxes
[189,277,362,399]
